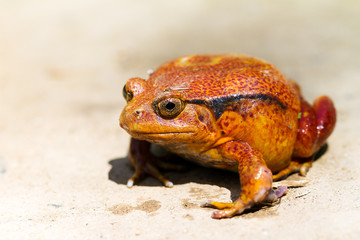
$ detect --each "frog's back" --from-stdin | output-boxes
[148,54,301,171]
[149,54,300,112]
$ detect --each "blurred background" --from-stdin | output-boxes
[0,0,359,239]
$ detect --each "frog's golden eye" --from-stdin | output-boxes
[122,85,133,102]
[156,97,185,119]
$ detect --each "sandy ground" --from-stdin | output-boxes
[1,0,360,239]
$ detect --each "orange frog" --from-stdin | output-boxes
[120,54,336,219]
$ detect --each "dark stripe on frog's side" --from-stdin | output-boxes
[187,94,287,119]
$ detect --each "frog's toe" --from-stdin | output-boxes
[127,170,173,188]
[127,161,174,187]
[210,200,248,219]
[265,186,287,202]
[212,208,239,219]
[202,200,250,219]
[127,179,134,188]
[299,162,312,176]
[126,170,145,188]
[162,179,174,188]
[201,200,234,210]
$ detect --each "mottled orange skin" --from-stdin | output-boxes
[120,54,336,218]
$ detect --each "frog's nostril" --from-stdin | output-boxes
[134,109,143,118]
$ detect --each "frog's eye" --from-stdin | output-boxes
[122,85,133,102]
[156,97,185,119]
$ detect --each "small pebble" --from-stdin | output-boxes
[147,69,154,75]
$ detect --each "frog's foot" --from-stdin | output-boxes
[264,186,288,202]
[272,158,313,181]
[127,138,173,188]
[204,141,288,219]
[204,200,249,219]
[127,162,174,188]
[202,186,287,218]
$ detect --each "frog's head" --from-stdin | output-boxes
[120,77,219,146]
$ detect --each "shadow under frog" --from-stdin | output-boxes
[108,143,327,211]
[108,155,240,200]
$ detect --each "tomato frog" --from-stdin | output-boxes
[119,54,336,219]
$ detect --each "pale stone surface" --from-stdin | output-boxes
[0,0,360,239]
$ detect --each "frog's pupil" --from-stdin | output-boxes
[166,102,175,110]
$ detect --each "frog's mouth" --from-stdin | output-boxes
[120,116,197,142]
[123,129,196,142]
[134,131,194,134]
[129,131,195,137]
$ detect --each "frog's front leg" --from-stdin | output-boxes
[203,141,287,219]
[127,138,173,188]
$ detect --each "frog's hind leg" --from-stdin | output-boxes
[273,96,336,181]
[294,95,336,158]
[312,96,336,150]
